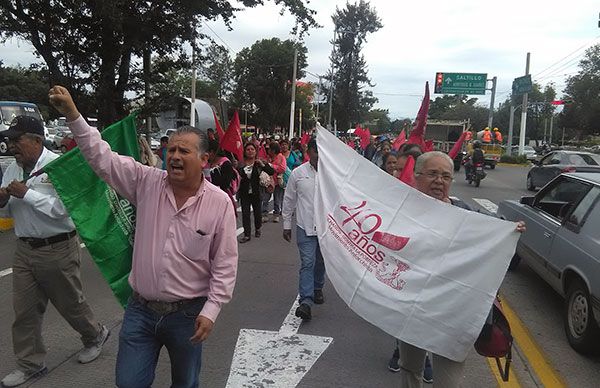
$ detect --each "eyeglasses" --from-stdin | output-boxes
[416,171,453,183]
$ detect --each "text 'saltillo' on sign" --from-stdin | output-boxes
[434,72,487,95]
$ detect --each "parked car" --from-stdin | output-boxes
[497,173,600,355]
[60,133,77,153]
[511,145,538,161]
[52,130,71,149]
[526,151,600,191]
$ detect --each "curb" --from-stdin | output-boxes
[0,218,14,231]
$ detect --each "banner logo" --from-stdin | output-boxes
[327,200,411,290]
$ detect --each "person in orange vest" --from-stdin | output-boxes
[493,128,503,144]
[482,127,492,143]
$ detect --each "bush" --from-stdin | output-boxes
[500,154,529,164]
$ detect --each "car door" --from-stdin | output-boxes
[536,152,563,188]
[518,177,587,283]
[547,184,597,294]
[531,153,553,187]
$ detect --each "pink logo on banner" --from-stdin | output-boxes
[327,200,411,290]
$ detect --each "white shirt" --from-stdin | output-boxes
[0,147,75,238]
[283,161,317,236]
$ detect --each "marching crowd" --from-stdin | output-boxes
[0,85,524,388]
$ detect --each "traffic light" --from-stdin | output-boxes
[434,72,444,93]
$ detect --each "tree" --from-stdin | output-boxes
[199,43,233,122]
[560,44,600,138]
[232,38,307,132]
[429,94,488,130]
[0,0,318,127]
[366,108,391,133]
[328,0,382,130]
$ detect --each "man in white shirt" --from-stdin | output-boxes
[282,139,325,320]
[0,116,108,387]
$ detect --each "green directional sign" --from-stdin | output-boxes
[434,72,487,95]
[512,75,532,95]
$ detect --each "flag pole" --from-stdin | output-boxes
[288,49,298,140]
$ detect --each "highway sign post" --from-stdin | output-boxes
[434,72,487,95]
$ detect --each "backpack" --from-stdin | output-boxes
[215,157,240,196]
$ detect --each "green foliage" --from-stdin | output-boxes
[499,154,529,164]
[560,44,600,138]
[366,108,391,134]
[232,38,308,131]
[328,0,382,130]
[429,95,488,130]
[0,0,318,126]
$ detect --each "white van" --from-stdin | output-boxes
[0,101,48,156]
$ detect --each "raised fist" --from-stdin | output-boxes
[48,86,80,121]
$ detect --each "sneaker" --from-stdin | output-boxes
[255,229,261,238]
[1,367,47,387]
[295,303,312,320]
[272,215,280,223]
[238,235,251,243]
[423,354,433,384]
[262,215,269,223]
[314,289,325,305]
[77,325,110,364]
[387,348,401,372]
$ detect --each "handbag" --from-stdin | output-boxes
[259,170,274,192]
[474,297,513,382]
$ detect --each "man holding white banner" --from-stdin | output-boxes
[314,126,524,387]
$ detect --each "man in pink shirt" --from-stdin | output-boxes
[48,86,238,388]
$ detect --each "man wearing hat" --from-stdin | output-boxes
[0,116,108,387]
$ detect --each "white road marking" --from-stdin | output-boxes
[0,268,13,278]
[80,243,86,248]
[473,198,499,214]
[225,296,333,387]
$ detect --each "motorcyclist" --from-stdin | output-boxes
[465,140,485,180]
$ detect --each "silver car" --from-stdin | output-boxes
[526,150,600,191]
[497,172,600,355]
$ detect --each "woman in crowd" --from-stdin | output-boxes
[207,139,239,211]
[382,153,398,176]
[267,141,287,223]
[281,139,301,170]
[237,143,274,243]
[371,140,392,167]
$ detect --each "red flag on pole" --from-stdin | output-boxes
[258,143,268,160]
[398,155,416,187]
[392,130,407,151]
[212,110,225,140]
[407,82,430,149]
[424,139,434,152]
[300,132,311,145]
[448,131,468,159]
[220,110,243,161]
[359,127,371,150]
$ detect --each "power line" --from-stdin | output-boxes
[203,23,237,55]
[533,35,600,78]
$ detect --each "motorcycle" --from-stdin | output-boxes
[466,161,486,187]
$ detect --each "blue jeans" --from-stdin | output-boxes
[115,297,206,388]
[273,186,284,215]
[296,226,326,306]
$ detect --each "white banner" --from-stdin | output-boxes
[315,126,519,362]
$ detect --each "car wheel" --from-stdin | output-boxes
[60,145,67,154]
[490,163,496,170]
[507,253,521,271]
[564,279,600,355]
[0,141,7,155]
[526,174,535,191]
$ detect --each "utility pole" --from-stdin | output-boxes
[518,53,530,155]
[143,49,152,142]
[316,76,322,120]
[327,28,337,131]
[549,114,554,145]
[507,105,517,156]
[288,49,298,140]
[190,44,197,127]
[298,108,303,138]
[487,76,497,129]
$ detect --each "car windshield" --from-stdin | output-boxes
[0,105,42,125]
[567,153,600,166]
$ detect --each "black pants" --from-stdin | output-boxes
[240,192,262,237]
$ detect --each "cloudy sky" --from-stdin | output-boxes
[2,0,599,119]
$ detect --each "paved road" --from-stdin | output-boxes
[0,162,598,387]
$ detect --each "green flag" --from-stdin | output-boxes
[44,115,140,307]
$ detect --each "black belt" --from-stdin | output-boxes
[131,291,206,316]
[19,230,77,249]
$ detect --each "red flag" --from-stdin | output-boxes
[407,82,430,149]
[448,131,468,159]
[424,139,434,152]
[212,110,225,140]
[258,143,268,160]
[220,110,243,161]
[359,127,371,150]
[354,124,364,138]
[392,130,407,151]
[398,155,416,187]
[300,132,311,145]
